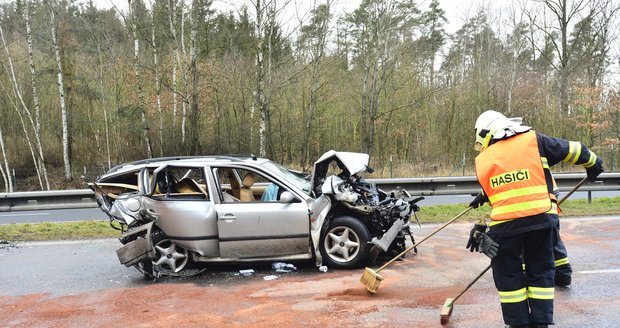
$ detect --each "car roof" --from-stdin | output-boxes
[104,155,270,176]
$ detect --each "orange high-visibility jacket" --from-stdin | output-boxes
[475,131,553,222]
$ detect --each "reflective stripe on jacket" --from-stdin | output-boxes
[475,131,552,221]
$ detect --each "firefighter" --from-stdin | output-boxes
[465,110,604,328]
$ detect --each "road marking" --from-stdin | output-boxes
[0,212,50,217]
[578,269,620,274]
[563,215,620,222]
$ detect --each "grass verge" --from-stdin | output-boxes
[0,221,118,241]
[418,196,620,223]
[1,197,619,241]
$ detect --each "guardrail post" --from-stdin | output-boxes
[588,191,592,204]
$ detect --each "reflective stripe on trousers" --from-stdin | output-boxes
[499,288,527,303]
[499,286,554,303]
[527,286,554,300]
[522,257,569,271]
[555,257,569,266]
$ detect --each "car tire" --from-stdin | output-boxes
[134,229,165,279]
[319,216,371,269]
[135,228,190,278]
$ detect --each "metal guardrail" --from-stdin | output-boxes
[372,172,620,196]
[1,173,620,212]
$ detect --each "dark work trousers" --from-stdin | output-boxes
[554,222,572,286]
[490,226,556,326]
[521,221,571,286]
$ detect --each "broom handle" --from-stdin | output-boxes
[452,264,492,303]
[558,177,588,205]
[449,176,588,303]
[376,206,473,273]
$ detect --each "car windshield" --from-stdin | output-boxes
[263,161,311,195]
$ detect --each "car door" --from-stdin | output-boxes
[210,166,310,259]
[142,165,220,257]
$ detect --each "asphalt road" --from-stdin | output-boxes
[1,191,618,224]
[0,208,108,224]
[1,215,619,327]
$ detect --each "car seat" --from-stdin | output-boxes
[239,173,256,202]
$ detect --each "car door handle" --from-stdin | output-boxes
[220,213,237,221]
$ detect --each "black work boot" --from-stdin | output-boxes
[505,325,529,328]
[530,325,549,328]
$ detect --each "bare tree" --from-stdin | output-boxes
[0,19,46,189]
[300,1,332,166]
[129,0,153,158]
[25,0,50,189]
[168,0,190,143]
[347,0,419,158]
[95,42,112,170]
[187,0,205,154]
[0,127,11,192]
[180,1,190,144]
[531,0,591,115]
[253,0,288,157]
[168,0,180,138]
[150,0,165,157]
[506,4,529,114]
[49,2,73,180]
[253,0,266,156]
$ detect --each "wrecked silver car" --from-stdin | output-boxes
[89,150,423,278]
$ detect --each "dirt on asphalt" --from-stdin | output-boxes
[1,247,494,328]
[4,218,619,328]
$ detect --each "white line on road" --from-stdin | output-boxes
[562,215,620,222]
[577,269,620,274]
[0,212,49,217]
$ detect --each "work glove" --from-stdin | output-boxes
[466,222,487,252]
[468,192,487,209]
[586,157,604,182]
[477,233,499,259]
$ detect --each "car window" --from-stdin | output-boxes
[212,167,287,203]
[150,166,209,200]
[261,161,311,195]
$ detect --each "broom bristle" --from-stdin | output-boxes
[439,298,454,325]
[360,267,383,293]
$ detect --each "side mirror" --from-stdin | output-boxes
[279,191,297,203]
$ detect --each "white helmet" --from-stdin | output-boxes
[474,110,530,151]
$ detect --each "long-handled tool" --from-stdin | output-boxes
[439,176,589,325]
[440,264,491,325]
[361,206,473,293]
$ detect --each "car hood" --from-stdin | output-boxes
[311,150,370,193]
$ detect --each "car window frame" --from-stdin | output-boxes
[146,164,210,201]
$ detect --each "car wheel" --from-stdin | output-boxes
[135,229,189,277]
[320,216,371,269]
[152,238,189,273]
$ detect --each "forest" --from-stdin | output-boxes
[0,0,619,191]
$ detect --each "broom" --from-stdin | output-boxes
[439,176,589,325]
[440,264,491,325]
[361,206,474,293]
